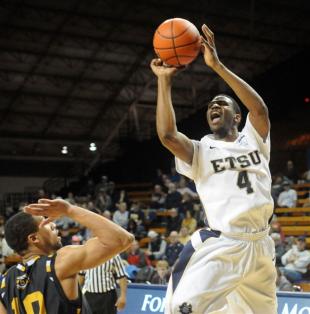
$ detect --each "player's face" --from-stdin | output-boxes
[36,217,62,253]
[206,96,238,134]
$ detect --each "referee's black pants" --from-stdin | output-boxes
[85,290,117,314]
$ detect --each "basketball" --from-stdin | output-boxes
[153,18,201,67]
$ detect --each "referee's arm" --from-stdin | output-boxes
[114,255,128,311]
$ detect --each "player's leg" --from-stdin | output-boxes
[233,238,277,314]
[164,229,242,314]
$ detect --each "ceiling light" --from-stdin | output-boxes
[61,146,68,154]
[89,143,97,152]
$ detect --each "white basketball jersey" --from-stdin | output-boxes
[176,114,274,233]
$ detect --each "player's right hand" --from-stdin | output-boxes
[150,58,184,78]
[24,199,72,224]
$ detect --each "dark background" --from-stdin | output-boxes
[0,0,309,184]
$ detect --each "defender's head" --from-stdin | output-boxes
[4,212,62,256]
[206,94,241,136]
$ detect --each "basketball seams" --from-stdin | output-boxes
[153,36,200,50]
[171,20,181,67]
[156,24,191,40]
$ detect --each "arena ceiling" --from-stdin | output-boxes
[0,0,309,174]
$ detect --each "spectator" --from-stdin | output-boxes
[127,219,138,237]
[122,240,151,268]
[164,231,184,267]
[94,175,109,195]
[150,185,166,209]
[271,233,286,266]
[284,160,299,184]
[87,201,100,214]
[95,189,112,212]
[115,190,130,207]
[281,236,310,283]
[150,260,170,285]
[129,202,145,224]
[113,202,129,229]
[169,166,180,183]
[146,230,167,261]
[102,210,112,220]
[177,176,198,198]
[179,226,191,245]
[192,203,206,227]
[106,181,118,206]
[71,235,82,245]
[166,208,183,234]
[276,267,293,291]
[65,192,76,205]
[162,174,172,192]
[277,181,297,208]
[302,168,310,182]
[181,210,197,234]
[165,183,182,209]
[179,193,194,216]
[271,175,284,205]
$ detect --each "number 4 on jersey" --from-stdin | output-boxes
[237,171,254,194]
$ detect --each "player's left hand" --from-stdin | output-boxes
[201,24,220,69]
[115,296,126,311]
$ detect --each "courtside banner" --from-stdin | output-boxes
[121,284,310,314]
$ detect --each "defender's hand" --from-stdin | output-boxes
[24,199,72,225]
[201,24,220,69]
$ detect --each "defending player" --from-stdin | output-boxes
[150,24,277,313]
[0,199,134,314]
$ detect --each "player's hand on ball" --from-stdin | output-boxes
[201,24,220,69]
[150,58,184,78]
[24,199,72,225]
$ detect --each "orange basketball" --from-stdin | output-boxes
[153,18,201,67]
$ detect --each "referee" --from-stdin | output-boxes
[81,254,128,314]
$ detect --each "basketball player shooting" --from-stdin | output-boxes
[150,24,277,314]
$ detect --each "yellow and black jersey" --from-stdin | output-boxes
[0,254,92,314]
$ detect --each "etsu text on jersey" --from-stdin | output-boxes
[211,150,261,173]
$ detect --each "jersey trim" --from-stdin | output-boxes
[50,253,82,307]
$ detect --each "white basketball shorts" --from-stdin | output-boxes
[164,228,277,314]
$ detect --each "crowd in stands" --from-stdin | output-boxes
[0,160,310,293]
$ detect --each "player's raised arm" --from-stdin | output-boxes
[150,59,194,165]
[25,199,134,279]
[201,24,270,140]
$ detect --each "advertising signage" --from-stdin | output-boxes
[121,284,310,314]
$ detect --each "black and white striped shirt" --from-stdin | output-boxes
[83,255,127,293]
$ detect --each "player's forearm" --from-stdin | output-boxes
[67,205,134,248]
[156,77,178,141]
[212,62,268,116]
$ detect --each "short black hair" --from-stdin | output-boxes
[216,94,241,115]
[4,212,38,255]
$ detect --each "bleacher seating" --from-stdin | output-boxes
[292,183,310,207]
[127,190,152,206]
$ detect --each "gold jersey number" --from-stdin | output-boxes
[11,291,46,314]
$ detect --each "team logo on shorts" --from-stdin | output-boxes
[179,302,193,314]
